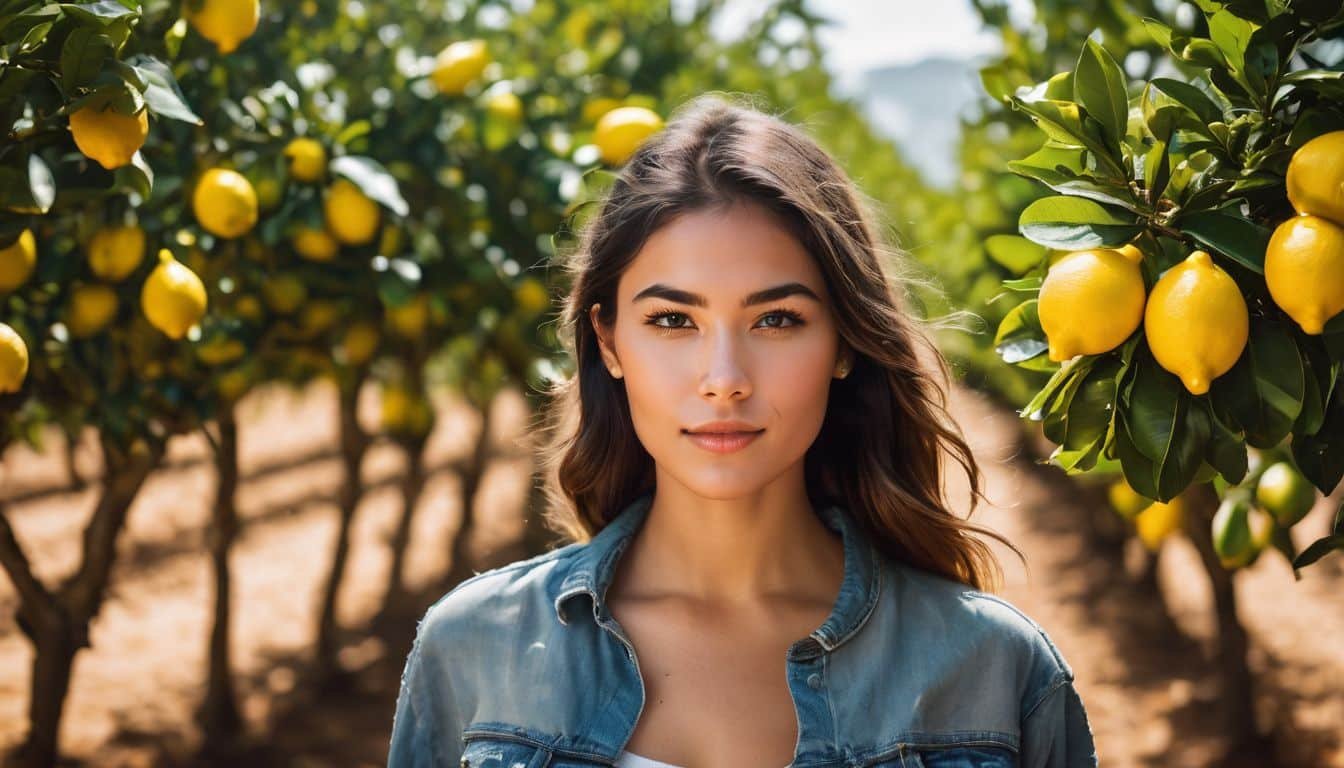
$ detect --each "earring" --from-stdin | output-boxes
[835,359,850,378]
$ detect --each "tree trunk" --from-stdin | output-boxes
[1,434,162,768]
[382,430,430,611]
[316,372,369,682]
[199,405,242,753]
[443,396,494,590]
[1183,484,1274,764]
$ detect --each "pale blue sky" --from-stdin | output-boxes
[705,0,1024,90]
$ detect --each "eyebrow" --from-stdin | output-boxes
[631,282,822,308]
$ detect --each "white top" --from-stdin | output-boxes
[616,750,793,768]
[615,751,685,768]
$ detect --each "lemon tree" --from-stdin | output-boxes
[981,2,1343,756]
[987,4,1344,572]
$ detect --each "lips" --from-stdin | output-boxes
[682,427,763,454]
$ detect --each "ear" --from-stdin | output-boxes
[590,302,623,378]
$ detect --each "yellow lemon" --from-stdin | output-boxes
[184,0,260,54]
[69,103,148,170]
[196,337,246,366]
[216,364,255,403]
[194,168,258,239]
[581,97,623,126]
[340,322,380,366]
[0,322,29,394]
[378,223,404,257]
[88,225,145,282]
[1107,477,1152,520]
[261,274,306,315]
[323,179,380,246]
[484,90,524,122]
[386,293,429,339]
[0,229,37,293]
[1265,214,1344,335]
[1286,130,1344,226]
[233,294,263,322]
[1144,250,1248,395]
[67,284,119,338]
[431,39,489,95]
[1037,244,1146,362]
[1135,495,1185,551]
[299,300,340,334]
[292,226,339,262]
[594,106,664,166]
[381,384,411,429]
[381,384,432,435]
[254,177,283,210]
[141,249,207,339]
[513,277,549,316]
[283,137,327,183]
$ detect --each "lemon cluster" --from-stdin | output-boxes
[1039,243,1247,395]
[1038,131,1344,393]
[1267,131,1344,335]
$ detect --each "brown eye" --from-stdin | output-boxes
[645,310,691,329]
[760,310,804,329]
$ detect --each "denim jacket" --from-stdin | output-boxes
[387,490,1098,767]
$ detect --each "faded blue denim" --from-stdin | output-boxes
[387,490,1099,767]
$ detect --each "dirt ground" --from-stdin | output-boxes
[0,380,1341,767]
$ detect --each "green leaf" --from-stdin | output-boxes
[994,299,1049,365]
[1007,146,1138,210]
[1156,393,1210,500]
[1204,397,1248,484]
[1009,96,1126,178]
[115,150,152,199]
[1142,139,1170,200]
[979,63,1031,102]
[1293,376,1344,495]
[330,155,409,216]
[59,1,139,23]
[1020,355,1093,421]
[61,27,115,89]
[1141,17,1175,50]
[1074,39,1129,152]
[334,119,371,146]
[1293,533,1344,569]
[1063,356,1121,450]
[1149,78,1225,126]
[1116,406,1160,499]
[1176,208,1271,273]
[1018,195,1141,249]
[984,234,1046,275]
[126,55,202,125]
[1127,349,1184,462]
[1244,321,1305,447]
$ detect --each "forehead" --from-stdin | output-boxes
[618,201,826,304]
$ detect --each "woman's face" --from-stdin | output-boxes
[590,200,849,500]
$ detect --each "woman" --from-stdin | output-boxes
[388,93,1097,768]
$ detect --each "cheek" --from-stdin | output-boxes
[759,345,835,437]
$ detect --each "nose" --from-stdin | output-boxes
[696,326,752,400]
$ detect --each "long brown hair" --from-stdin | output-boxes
[530,92,1022,592]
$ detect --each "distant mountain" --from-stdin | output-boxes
[838,56,992,189]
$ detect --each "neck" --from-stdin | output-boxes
[610,478,845,607]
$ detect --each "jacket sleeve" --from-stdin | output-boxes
[1019,675,1098,768]
[387,614,463,768]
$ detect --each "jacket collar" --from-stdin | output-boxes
[553,489,883,655]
